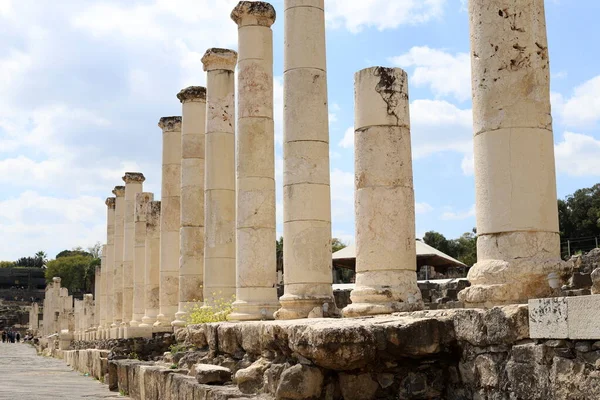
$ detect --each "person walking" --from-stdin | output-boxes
[1,331,5,343]
[15,332,20,343]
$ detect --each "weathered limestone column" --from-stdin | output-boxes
[343,67,423,317]
[122,172,145,327]
[275,0,337,319]
[229,2,279,321]
[130,192,153,329]
[458,0,564,307]
[155,117,182,327]
[103,198,115,339]
[111,186,125,336]
[201,48,237,306]
[172,87,207,327]
[141,201,161,328]
[95,248,105,334]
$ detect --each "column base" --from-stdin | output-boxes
[152,325,174,334]
[274,294,339,320]
[172,301,201,327]
[123,326,153,339]
[458,255,568,308]
[154,314,173,328]
[343,301,423,318]
[228,300,280,321]
[109,327,120,339]
[140,313,158,328]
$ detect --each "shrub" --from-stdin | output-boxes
[185,293,235,325]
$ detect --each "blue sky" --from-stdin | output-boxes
[0,0,599,260]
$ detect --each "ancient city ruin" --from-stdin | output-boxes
[24,0,600,399]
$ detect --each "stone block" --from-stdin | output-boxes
[195,363,231,384]
[568,295,600,340]
[123,326,153,339]
[529,298,568,339]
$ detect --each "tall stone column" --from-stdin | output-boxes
[173,86,207,327]
[201,48,237,307]
[103,198,115,338]
[141,201,161,328]
[229,2,279,321]
[122,173,145,327]
[343,67,423,317]
[130,192,153,329]
[155,117,182,327]
[95,248,105,333]
[111,186,125,336]
[276,0,337,319]
[458,0,564,307]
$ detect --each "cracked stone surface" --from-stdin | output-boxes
[0,343,123,399]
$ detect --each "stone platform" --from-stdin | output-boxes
[53,306,600,399]
[529,295,600,339]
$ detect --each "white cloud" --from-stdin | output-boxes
[411,99,473,158]
[390,46,471,102]
[555,131,600,177]
[461,153,474,176]
[552,75,600,128]
[415,202,434,214]
[338,126,354,149]
[326,0,446,33]
[441,204,475,221]
[331,168,355,224]
[0,191,106,260]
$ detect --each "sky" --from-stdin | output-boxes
[0,0,599,261]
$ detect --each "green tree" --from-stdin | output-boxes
[14,256,44,268]
[55,249,92,259]
[423,231,454,257]
[558,183,600,240]
[331,238,347,253]
[87,242,102,259]
[45,254,98,293]
[0,261,14,268]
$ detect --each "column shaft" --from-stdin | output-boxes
[141,201,161,327]
[229,1,279,321]
[155,117,182,326]
[131,192,153,327]
[201,48,238,307]
[112,186,125,329]
[276,0,336,319]
[122,173,145,326]
[343,67,423,317]
[458,0,564,306]
[173,87,207,327]
[104,198,115,337]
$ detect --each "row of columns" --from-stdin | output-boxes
[75,0,563,341]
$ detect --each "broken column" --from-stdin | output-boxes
[103,197,115,339]
[129,192,153,334]
[276,0,337,319]
[343,67,423,317]
[155,117,182,328]
[111,186,125,337]
[458,0,564,306]
[141,201,161,328]
[229,1,279,321]
[122,172,145,328]
[95,247,105,337]
[201,48,237,306]
[173,86,207,327]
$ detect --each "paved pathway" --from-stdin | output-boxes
[0,343,124,399]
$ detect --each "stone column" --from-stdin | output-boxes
[141,201,161,327]
[96,244,108,332]
[343,67,423,317]
[275,0,337,319]
[229,2,279,321]
[103,199,115,339]
[458,0,564,307]
[201,48,237,307]
[173,86,207,327]
[155,117,182,327]
[122,173,145,327]
[130,192,153,329]
[111,186,125,336]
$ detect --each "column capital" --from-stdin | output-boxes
[177,86,206,103]
[105,197,116,209]
[231,1,276,27]
[122,172,146,184]
[158,116,182,131]
[112,186,126,197]
[201,48,238,72]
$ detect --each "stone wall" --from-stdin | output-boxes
[53,306,600,399]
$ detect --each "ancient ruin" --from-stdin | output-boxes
[29,1,600,399]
